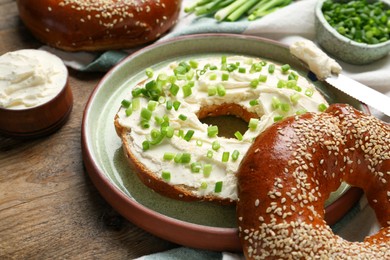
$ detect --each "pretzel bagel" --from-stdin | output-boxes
[237,104,390,259]
[16,0,181,51]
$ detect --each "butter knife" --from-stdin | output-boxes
[325,74,390,117]
[289,40,390,117]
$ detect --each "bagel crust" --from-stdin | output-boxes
[237,104,390,259]
[16,0,181,51]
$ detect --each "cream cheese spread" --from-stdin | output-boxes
[116,55,328,202]
[290,40,342,80]
[0,49,68,109]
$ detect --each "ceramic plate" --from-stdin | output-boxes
[82,34,364,251]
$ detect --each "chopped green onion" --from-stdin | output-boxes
[191,162,202,173]
[158,96,166,104]
[141,108,152,120]
[181,153,191,164]
[150,129,165,145]
[174,65,187,75]
[196,139,203,146]
[173,101,181,111]
[221,56,227,64]
[186,70,195,80]
[177,129,184,138]
[125,107,133,117]
[232,150,240,161]
[166,100,173,110]
[250,63,262,73]
[234,131,243,141]
[296,109,308,115]
[184,130,195,141]
[277,79,286,88]
[157,73,168,84]
[222,151,230,162]
[214,181,223,193]
[222,73,229,81]
[274,115,284,122]
[145,68,154,78]
[217,84,226,96]
[249,99,259,106]
[174,153,182,163]
[121,99,131,108]
[286,80,297,89]
[318,103,328,112]
[258,74,267,82]
[164,126,174,138]
[280,103,290,112]
[207,125,219,137]
[290,93,301,105]
[207,150,213,158]
[132,87,143,97]
[168,75,177,84]
[189,60,199,69]
[140,120,150,129]
[163,152,175,161]
[238,67,246,73]
[179,114,187,121]
[169,83,180,96]
[209,73,217,80]
[249,118,259,130]
[281,64,290,73]
[147,100,158,111]
[288,72,299,81]
[212,141,220,151]
[154,116,164,125]
[203,164,212,177]
[182,84,192,97]
[162,171,171,181]
[268,64,275,74]
[132,98,140,110]
[305,88,314,97]
[142,140,150,151]
[293,85,302,92]
[272,96,281,110]
[200,182,208,189]
[250,79,259,88]
[208,86,217,96]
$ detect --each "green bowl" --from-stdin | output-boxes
[315,0,390,65]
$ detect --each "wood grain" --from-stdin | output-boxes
[0,1,177,258]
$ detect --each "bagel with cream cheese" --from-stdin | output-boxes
[114,55,330,204]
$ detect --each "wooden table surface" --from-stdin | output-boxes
[0,1,177,258]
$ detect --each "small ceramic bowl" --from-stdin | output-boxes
[315,0,390,65]
[0,50,73,138]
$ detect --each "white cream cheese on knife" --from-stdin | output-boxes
[117,55,328,202]
[0,49,67,109]
[290,39,342,79]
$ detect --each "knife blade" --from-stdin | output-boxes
[325,74,390,117]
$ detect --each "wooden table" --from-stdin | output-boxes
[0,1,177,258]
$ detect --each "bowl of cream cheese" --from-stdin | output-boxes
[0,49,73,138]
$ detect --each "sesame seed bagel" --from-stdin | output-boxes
[237,104,390,259]
[16,0,181,51]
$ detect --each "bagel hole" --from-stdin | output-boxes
[200,115,248,139]
[197,103,259,139]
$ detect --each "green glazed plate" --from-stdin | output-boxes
[81,34,364,251]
